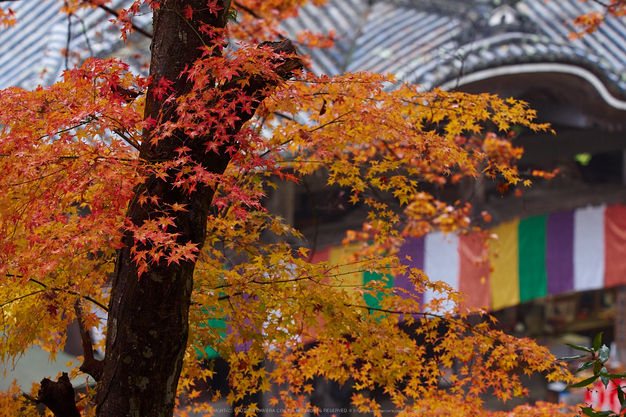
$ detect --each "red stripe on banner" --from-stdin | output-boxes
[459,233,491,310]
[309,246,331,264]
[605,205,626,287]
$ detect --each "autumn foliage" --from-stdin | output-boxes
[0,1,575,416]
[570,0,626,37]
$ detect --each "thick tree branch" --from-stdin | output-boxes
[75,300,105,382]
[22,373,81,417]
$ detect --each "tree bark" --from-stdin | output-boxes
[93,1,301,416]
[36,373,81,417]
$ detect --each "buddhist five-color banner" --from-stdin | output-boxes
[315,204,626,312]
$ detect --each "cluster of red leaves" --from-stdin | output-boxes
[0,58,147,368]
[123,41,303,275]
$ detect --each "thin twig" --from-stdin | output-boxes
[234,1,262,20]
[65,5,72,70]
[20,276,109,312]
[85,0,153,39]
[590,0,610,8]
[75,13,95,57]
[0,290,45,308]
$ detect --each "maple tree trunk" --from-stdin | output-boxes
[95,3,227,415]
[94,2,300,416]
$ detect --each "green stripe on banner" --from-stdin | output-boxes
[363,271,393,310]
[518,215,547,302]
[198,317,227,359]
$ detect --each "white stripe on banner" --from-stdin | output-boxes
[424,232,459,311]
[574,205,606,291]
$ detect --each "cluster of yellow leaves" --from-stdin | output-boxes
[260,71,549,254]
[0,380,39,415]
[296,29,337,49]
[182,240,573,416]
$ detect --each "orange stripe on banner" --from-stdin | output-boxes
[459,233,491,310]
[604,204,626,287]
[329,244,363,298]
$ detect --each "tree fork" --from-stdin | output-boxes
[28,373,81,417]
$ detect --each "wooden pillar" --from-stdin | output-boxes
[267,179,296,227]
[615,286,626,365]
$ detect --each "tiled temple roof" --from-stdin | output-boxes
[284,0,626,97]
[0,0,150,89]
[1,0,626,98]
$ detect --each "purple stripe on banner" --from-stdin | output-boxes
[546,211,574,295]
[395,236,425,301]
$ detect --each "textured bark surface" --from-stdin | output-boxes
[36,373,81,417]
[93,1,301,416]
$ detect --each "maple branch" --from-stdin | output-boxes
[590,0,610,7]
[35,119,94,142]
[21,277,109,311]
[308,110,355,133]
[233,1,262,20]
[258,138,294,159]
[256,110,354,162]
[342,302,500,340]
[74,13,95,56]
[84,0,153,39]
[343,302,439,318]
[74,300,105,381]
[0,290,45,308]
[0,0,152,38]
[65,8,72,70]
[212,265,383,302]
[7,166,69,187]
[112,128,142,151]
[273,112,296,122]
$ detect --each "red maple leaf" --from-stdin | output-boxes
[497,182,509,196]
